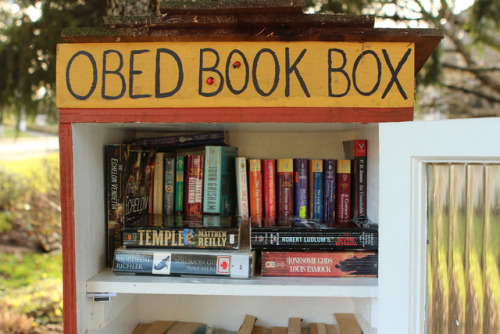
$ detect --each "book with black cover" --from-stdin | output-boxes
[123,214,243,249]
[250,218,378,251]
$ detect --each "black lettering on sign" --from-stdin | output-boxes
[285,48,310,97]
[382,48,411,100]
[129,50,152,99]
[352,50,381,96]
[102,50,125,100]
[226,49,249,95]
[328,48,350,98]
[199,48,224,97]
[252,48,279,97]
[66,51,97,100]
[155,48,184,98]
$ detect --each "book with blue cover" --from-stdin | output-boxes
[203,146,238,215]
[309,160,323,220]
[293,158,308,219]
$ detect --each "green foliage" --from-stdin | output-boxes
[0,0,106,123]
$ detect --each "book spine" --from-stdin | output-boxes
[294,158,308,219]
[336,159,351,223]
[219,147,238,216]
[113,249,253,278]
[250,230,378,250]
[122,227,240,249]
[248,159,263,226]
[132,131,227,148]
[184,155,204,216]
[235,157,249,221]
[263,159,276,223]
[309,160,323,220]
[277,159,293,219]
[203,146,221,213]
[106,144,126,267]
[153,152,165,214]
[323,159,336,220]
[175,156,185,214]
[163,157,176,215]
[261,251,377,277]
[344,140,367,218]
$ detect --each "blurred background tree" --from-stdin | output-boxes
[0,0,498,131]
[0,0,106,134]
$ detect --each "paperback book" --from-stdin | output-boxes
[248,159,263,226]
[343,140,367,219]
[261,251,377,277]
[309,160,323,220]
[323,159,336,221]
[163,157,176,215]
[113,247,255,278]
[123,214,243,249]
[336,159,351,223]
[105,144,156,267]
[130,131,229,150]
[277,159,293,219]
[184,154,204,216]
[250,218,378,251]
[235,157,249,221]
[293,158,308,219]
[263,159,276,221]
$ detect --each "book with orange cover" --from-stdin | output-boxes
[248,159,263,226]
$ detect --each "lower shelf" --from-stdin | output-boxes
[87,269,378,298]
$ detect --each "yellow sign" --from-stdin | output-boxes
[56,41,414,109]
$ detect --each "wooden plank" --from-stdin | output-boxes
[57,41,415,110]
[288,318,302,334]
[158,0,304,15]
[238,315,257,334]
[271,327,288,334]
[333,314,361,334]
[59,123,76,334]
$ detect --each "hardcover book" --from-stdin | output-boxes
[131,131,229,150]
[235,157,249,221]
[336,160,351,223]
[184,154,204,216]
[153,152,165,214]
[248,159,263,226]
[293,158,308,219]
[114,247,254,279]
[263,159,276,222]
[309,160,323,220]
[203,146,238,215]
[343,140,367,219]
[175,155,185,214]
[261,251,377,277]
[163,157,176,215]
[323,159,336,221]
[250,218,378,251]
[123,214,243,249]
[277,159,293,219]
[105,144,155,267]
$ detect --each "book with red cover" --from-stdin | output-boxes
[248,159,263,226]
[184,154,204,216]
[277,159,293,219]
[263,159,276,223]
[343,140,367,219]
[261,251,377,277]
[336,159,351,223]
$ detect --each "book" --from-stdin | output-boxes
[235,157,249,221]
[123,214,243,249]
[105,144,155,267]
[262,159,276,222]
[153,152,165,214]
[203,146,239,215]
[250,218,378,251]
[343,140,367,219]
[131,131,228,150]
[113,247,254,279]
[336,160,351,223]
[248,159,263,226]
[175,155,185,214]
[323,159,336,221]
[163,156,176,215]
[309,160,323,220]
[277,159,293,219]
[184,154,204,216]
[293,158,308,219]
[261,251,377,277]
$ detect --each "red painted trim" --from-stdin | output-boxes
[59,124,77,334]
[59,107,413,124]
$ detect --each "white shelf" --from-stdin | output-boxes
[87,269,378,298]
